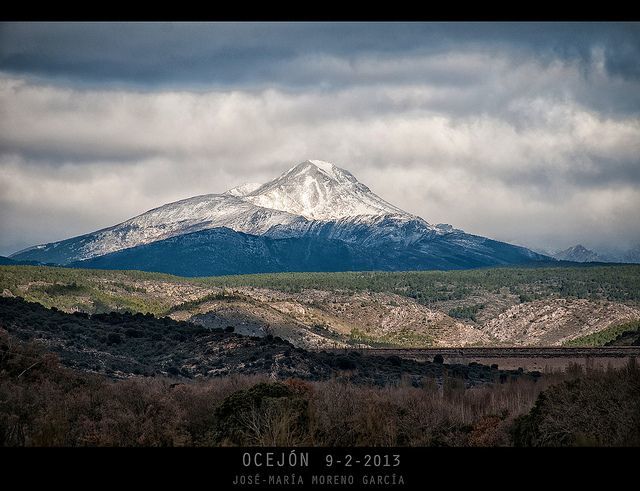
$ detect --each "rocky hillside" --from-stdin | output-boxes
[2,265,640,348]
[0,296,522,387]
[483,299,640,346]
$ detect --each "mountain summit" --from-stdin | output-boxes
[553,245,603,263]
[244,160,406,220]
[11,159,550,273]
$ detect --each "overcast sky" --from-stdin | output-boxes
[1,22,639,256]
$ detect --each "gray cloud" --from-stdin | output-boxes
[0,23,639,256]
[2,23,639,85]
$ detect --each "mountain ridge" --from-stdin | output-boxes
[70,225,551,276]
[543,244,640,264]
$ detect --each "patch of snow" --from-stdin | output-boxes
[71,194,309,260]
[223,182,262,197]
[308,159,336,175]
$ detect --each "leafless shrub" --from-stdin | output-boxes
[2,329,637,447]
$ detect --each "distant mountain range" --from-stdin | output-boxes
[11,159,553,276]
[545,244,640,264]
[618,244,640,264]
[552,245,605,263]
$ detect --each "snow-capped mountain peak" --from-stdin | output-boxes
[244,160,409,220]
[11,158,551,270]
[552,244,603,263]
[274,160,356,185]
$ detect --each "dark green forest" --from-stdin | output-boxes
[199,265,640,304]
[2,265,639,318]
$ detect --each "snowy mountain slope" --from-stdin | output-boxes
[223,182,262,197]
[266,213,437,247]
[11,194,309,264]
[11,159,551,270]
[244,160,409,220]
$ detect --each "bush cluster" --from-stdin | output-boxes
[2,328,638,447]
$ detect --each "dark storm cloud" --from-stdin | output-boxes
[1,22,639,86]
